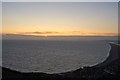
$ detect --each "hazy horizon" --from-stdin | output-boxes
[2,34,118,41]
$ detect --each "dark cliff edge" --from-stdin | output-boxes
[1,42,120,80]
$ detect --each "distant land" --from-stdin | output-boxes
[2,34,119,41]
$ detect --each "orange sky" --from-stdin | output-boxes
[2,2,118,36]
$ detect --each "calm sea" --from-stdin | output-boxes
[2,37,114,73]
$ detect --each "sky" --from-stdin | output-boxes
[2,2,118,36]
[1,0,120,2]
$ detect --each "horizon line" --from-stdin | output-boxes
[2,33,119,37]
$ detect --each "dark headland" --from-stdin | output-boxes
[1,42,120,80]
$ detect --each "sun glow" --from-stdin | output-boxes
[2,2,118,37]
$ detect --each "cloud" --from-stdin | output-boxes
[18,31,60,34]
[87,33,118,36]
[13,31,118,36]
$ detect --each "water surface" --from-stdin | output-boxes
[3,39,110,73]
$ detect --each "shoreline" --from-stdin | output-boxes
[1,42,120,80]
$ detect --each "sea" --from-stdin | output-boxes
[2,36,118,74]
